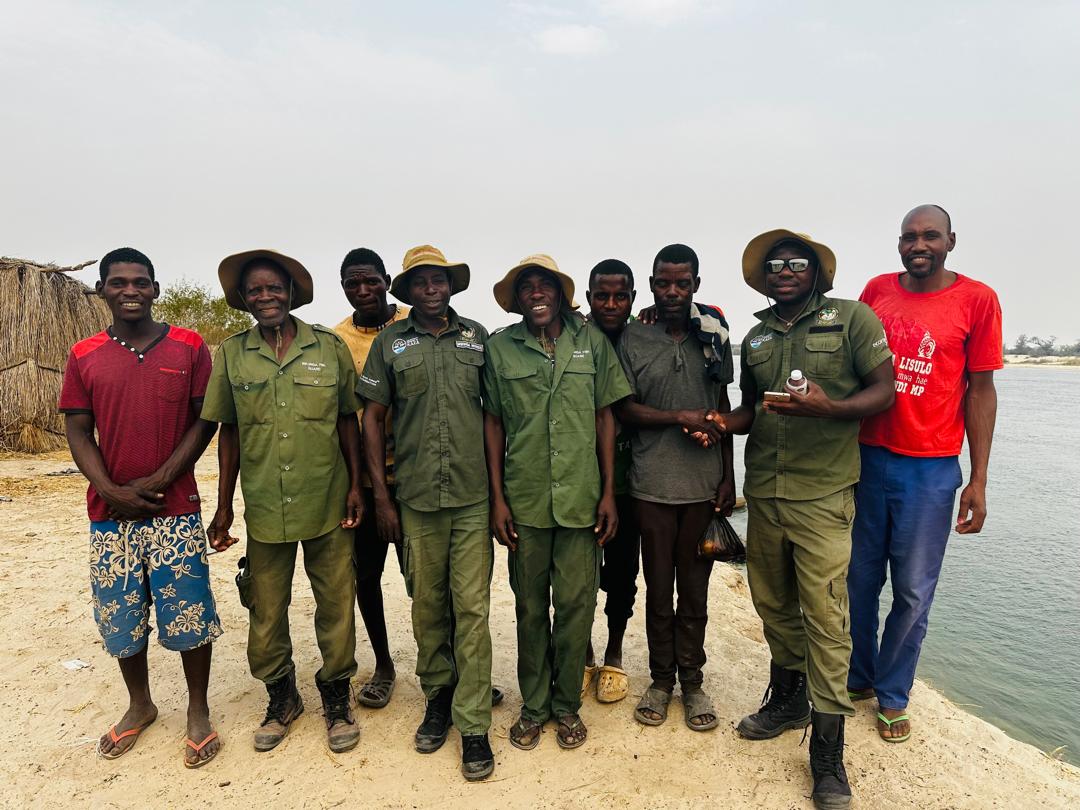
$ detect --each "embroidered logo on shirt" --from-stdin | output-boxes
[301,361,327,371]
[360,374,380,386]
[816,306,839,323]
[392,337,420,354]
[749,333,774,349]
[456,341,484,352]
[460,325,476,339]
[571,349,591,359]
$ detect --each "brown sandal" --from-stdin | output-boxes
[555,714,587,749]
[509,716,543,751]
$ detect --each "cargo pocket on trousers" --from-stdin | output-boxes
[828,575,849,636]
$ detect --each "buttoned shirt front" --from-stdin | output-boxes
[483,313,632,529]
[200,317,360,542]
[356,308,489,513]
[740,292,892,501]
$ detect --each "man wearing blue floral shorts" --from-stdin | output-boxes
[61,248,223,767]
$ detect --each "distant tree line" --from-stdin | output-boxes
[155,279,253,346]
[1007,335,1080,357]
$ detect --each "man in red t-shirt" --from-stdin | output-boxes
[59,247,222,767]
[848,205,1002,744]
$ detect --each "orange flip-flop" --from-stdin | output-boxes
[184,731,221,769]
[97,721,154,760]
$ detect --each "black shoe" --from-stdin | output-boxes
[415,688,453,753]
[737,661,811,739]
[461,733,495,781]
[492,685,504,707]
[809,711,851,809]
[317,677,360,753]
[254,671,304,752]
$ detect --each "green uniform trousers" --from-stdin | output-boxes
[745,488,856,716]
[400,501,493,736]
[508,525,600,723]
[246,525,357,685]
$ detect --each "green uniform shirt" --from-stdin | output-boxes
[200,317,361,543]
[483,313,632,529]
[740,292,891,501]
[356,308,489,513]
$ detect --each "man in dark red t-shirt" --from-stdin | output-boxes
[848,206,1002,744]
[59,247,222,767]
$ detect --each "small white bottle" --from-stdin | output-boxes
[785,369,809,395]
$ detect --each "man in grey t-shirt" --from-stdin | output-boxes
[615,243,735,732]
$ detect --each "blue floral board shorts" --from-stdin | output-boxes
[89,513,223,658]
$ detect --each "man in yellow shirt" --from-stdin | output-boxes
[333,248,408,709]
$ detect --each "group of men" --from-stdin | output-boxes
[61,203,1000,809]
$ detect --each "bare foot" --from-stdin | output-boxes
[185,706,220,766]
[878,706,911,740]
[98,703,158,758]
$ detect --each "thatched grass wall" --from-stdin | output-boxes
[0,257,110,453]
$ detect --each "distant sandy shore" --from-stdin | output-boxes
[1004,355,1080,368]
[2,451,1079,809]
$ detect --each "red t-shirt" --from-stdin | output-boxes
[58,325,213,520]
[858,272,1003,457]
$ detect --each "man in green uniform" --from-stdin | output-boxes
[356,245,495,782]
[718,231,894,809]
[200,249,364,755]
[484,255,631,752]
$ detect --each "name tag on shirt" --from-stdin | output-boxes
[456,341,484,352]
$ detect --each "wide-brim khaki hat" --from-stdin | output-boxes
[389,245,470,305]
[493,254,578,314]
[218,249,313,311]
[741,230,836,296]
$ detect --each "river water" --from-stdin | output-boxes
[726,366,1080,764]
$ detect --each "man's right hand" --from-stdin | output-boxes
[373,492,403,544]
[207,506,238,552]
[101,483,166,521]
[490,500,518,551]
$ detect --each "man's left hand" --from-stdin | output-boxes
[713,478,735,516]
[341,487,364,529]
[594,493,619,546]
[955,481,987,534]
[763,381,835,418]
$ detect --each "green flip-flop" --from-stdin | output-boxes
[877,712,911,743]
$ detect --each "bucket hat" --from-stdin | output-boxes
[218,249,313,311]
[493,254,578,314]
[741,230,836,296]
[389,245,470,305]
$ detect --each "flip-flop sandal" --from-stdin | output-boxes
[848,687,875,702]
[357,677,395,709]
[555,714,587,750]
[877,712,911,743]
[596,666,629,704]
[184,731,221,769]
[682,689,719,732]
[633,686,672,726]
[508,717,543,751]
[97,721,155,760]
[581,664,599,699]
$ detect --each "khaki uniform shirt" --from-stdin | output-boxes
[483,314,632,529]
[333,306,409,486]
[356,308,488,513]
[201,318,360,542]
[740,292,892,501]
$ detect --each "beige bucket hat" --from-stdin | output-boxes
[389,245,470,305]
[218,249,313,311]
[493,254,578,314]
[741,230,836,296]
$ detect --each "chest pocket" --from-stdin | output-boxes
[157,368,190,403]
[744,342,775,391]
[562,356,596,411]
[294,374,338,421]
[499,365,543,414]
[455,350,484,396]
[232,378,272,425]
[394,353,428,398]
[803,333,845,379]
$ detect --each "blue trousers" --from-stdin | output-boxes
[848,444,962,710]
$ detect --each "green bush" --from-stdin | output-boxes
[155,279,252,346]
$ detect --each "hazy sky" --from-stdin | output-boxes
[4,1,1077,344]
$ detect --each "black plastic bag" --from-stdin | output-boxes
[697,515,746,563]
[235,555,255,609]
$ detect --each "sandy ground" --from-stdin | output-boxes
[2,451,1079,810]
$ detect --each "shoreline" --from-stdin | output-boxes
[2,452,1079,808]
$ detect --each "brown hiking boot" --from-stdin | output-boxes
[318,677,360,753]
[254,672,304,752]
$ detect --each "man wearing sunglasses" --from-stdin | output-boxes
[715,230,894,810]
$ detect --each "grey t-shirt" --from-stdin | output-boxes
[616,319,733,505]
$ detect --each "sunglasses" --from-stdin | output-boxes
[764,258,811,274]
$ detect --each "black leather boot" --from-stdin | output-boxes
[461,733,495,781]
[415,687,454,753]
[737,661,811,739]
[254,671,304,752]
[809,711,851,809]
[317,677,360,753]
